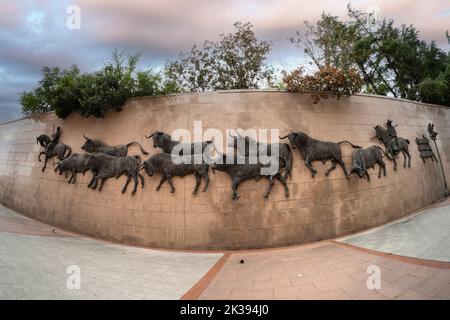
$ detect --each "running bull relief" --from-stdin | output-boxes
[36,119,422,199]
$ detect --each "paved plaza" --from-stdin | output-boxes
[0,200,449,300]
[0,205,222,299]
[339,198,450,262]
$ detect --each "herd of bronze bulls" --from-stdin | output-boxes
[36,120,411,200]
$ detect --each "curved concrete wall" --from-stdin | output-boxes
[1,91,449,250]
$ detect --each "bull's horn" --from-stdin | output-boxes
[83,133,89,140]
[145,132,154,139]
[279,134,289,139]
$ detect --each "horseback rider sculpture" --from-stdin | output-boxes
[46,126,62,152]
[386,119,399,155]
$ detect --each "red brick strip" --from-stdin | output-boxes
[332,241,450,269]
[181,252,231,300]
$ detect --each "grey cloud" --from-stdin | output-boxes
[0,0,449,123]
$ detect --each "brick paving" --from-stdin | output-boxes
[198,241,450,300]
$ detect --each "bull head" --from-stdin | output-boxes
[81,134,93,152]
[350,166,365,178]
[279,131,297,149]
[146,131,166,149]
[142,161,154,176]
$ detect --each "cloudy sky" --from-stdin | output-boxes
[1,0,449,123]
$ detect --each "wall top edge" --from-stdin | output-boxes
[2,90,448,126]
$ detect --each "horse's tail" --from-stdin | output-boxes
[338,141,362,149]
[127,141,149,155]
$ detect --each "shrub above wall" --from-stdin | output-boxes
[20,51,180,119]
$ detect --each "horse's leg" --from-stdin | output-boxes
[42,155,49,171]
[392,154,397,171]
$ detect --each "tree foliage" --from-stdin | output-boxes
[21,51,179,118]
[289,5,450,106]
[283,66,363,103]
[165,22,274,91]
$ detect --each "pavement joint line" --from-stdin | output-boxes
[180,252,231,300]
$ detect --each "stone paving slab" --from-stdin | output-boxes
[0,205,222,300]
[339,198,450,262]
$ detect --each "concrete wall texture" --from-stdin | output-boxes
[0,91,449,250]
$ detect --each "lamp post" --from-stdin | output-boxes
[428,123,448,195]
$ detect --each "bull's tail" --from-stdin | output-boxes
[338,141,362,149]
[127,141,149,155]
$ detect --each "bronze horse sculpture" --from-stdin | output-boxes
[373,125,410,170]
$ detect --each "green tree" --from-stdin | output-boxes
[418,79,449,106]
[165,22,274,91]
[290,4,450,104]
[21,51,178,118]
